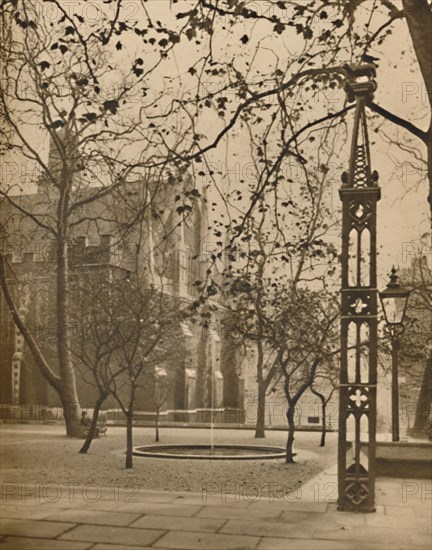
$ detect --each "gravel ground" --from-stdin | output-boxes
[0,424,337,496]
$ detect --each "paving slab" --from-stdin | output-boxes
[355,542,430,550]
[0,536,93,550]
[130,514,226,533]
[0,488,182,509]
[153,530,261,549]
[220,519,311,539]
[175,494,251,507]
[59,524,165,547]
[258,537,364,550]
[411,506,432,518]
[313,525,413,545]
[327,502,386,514]
[244,500,329,514]
[44,508,142,526]
[115,490,183,504]
[0,518,75,539]
[196,505,283,520]
[383,505,417,516]
[0,504,60,520]
[281,510,367,528]
[92,546,172,550]
[80,500,203,517]
[365,511,431,530]
[0,477,429,550]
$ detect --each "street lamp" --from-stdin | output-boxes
[379,267,411,442]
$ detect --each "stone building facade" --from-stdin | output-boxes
[0,140,245,421]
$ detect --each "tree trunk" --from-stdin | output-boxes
[412,356,432,436]
[125,398,134,469]
[320,400,327,447]
[79,393,107,454]
[0,238,81,437]
[402,0,432,107]
[155,408,160,442]
[402,0,432,225]
[286,403,296,463]
[426,132,432,235]
[57,236,81,436]
[255,384,266,438]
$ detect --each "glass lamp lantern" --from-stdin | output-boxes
[379,267,411,327]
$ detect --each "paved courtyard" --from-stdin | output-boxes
[1,470,430,549]
[1,425,430,548]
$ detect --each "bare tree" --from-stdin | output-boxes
[220,120,342,440]
[310,369,338,447]
[0,0,193,435]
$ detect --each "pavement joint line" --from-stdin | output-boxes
[51,521,85,538]
[125,514,146,527]
[190,504,205,518]
[146,528,169,547]
[214,518,229,534]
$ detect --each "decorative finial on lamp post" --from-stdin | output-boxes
[388,266,399,287]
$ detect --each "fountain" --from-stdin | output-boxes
[133,444,286,460]
[134,322,286,460]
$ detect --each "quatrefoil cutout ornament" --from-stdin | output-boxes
[355,204,365,218]
[346,481,369,505]
[349,389,368,408]
[351,298,367,314]
[349,200,372,229]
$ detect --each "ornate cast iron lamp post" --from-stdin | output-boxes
[338,64,379,512]
[379,267,411,442]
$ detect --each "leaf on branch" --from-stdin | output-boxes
[241,34,249,44]
[50,120,65,129]
[274,22,285,34]
[103,100,119,114]
[115,41,122,50]
[186,28,196,41]
[81,112,97,123]
[303,28,313,40]
[176,9,198,20]
[59,45,68,54]
[169,33,180,44]
[39,61,50,71]
[65,26,75,36]
[133,67,144,77]
[176,205,192,214]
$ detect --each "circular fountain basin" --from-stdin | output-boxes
[133,444,286,460]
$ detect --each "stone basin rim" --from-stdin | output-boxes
[133,444,287,460]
